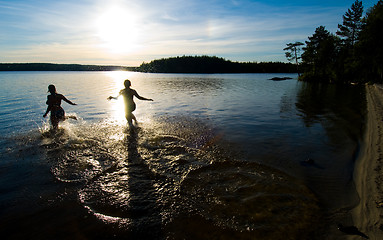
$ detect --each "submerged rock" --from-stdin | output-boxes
[269,77,293,81]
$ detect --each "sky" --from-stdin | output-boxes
[0,0,378,66]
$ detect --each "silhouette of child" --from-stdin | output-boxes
[43,84,77,129]
[108,79,153,127]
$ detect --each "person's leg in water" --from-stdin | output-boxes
[66,115,77,120]
[131,113,137,125]
[50,117,59,130]
[128,103,137,125]
[126,112,135,129]
[50,107,65,130]
[50,111,76,131]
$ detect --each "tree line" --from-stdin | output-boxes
[285,0,383,84]
[0,63,134,71]
[135,55,296,73]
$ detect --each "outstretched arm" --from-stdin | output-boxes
[107,96,118,100]
[62,95,77,105]
[134,90,153,101]
[108,91,121,100]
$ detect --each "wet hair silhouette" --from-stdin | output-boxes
[48,84,56,94]
[124,80,131,88]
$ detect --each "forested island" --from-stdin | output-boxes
[285,0,383,84]
[135,56,296,73]
[0,63,134,71]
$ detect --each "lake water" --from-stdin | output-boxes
[0,71,365,239]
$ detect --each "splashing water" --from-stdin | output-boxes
[23,116,323,239]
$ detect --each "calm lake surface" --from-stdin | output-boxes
[0,71,365,239]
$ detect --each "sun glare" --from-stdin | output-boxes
[96,6,142,54]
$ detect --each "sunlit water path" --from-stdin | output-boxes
[0,72,365,239]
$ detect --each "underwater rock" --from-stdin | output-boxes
[269,77,293,81]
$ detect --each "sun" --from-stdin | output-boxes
[96,6,141,54]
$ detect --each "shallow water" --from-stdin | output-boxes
[0,72,365,239]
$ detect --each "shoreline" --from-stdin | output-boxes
[351,84,383,239]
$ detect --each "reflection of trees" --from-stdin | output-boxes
[295,82,366,142]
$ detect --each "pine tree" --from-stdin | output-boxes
[336,0,364,47]
[301,26,339,82]
[284,42,304,76]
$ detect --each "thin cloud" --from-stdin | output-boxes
[0,0,378,65]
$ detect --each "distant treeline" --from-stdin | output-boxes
[135,56,296,73]
[0,63,134,71]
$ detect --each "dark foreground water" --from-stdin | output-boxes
[0,72,365,239]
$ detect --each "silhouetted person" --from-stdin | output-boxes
[43,84,77,129]
[108,79,153,128]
